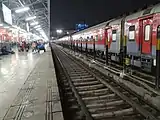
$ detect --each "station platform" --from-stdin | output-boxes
[0,48,63,120]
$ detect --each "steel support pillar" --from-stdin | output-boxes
[81,41,82,54]
[123,35,127,73]
[74,41,76,52]
[105,37,108,65]
[156,26,160,89]
[76,42,78,52]
[93,39,96,60]
[85,40,88,56]
[71,40,73,50]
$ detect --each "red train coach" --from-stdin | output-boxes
[125,4,160,72]
[57,3,160,72]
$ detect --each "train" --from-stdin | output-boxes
[55,3,160,73]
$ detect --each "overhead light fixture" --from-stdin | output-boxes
[30,22,38,26]
[15,7,30,13]
[34,25,41,28]
[26,16,36,21]
[56,29,63,34]
[36,27,42,31]
[4,26,9,29]
[0,24,3,26]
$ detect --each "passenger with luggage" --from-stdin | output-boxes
[1,46,15,55]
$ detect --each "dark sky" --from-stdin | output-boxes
[51,0,159,31]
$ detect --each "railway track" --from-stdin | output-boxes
[75,50,156,88]
[52,45,160,120]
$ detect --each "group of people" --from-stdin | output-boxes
[0,40,46,56]
[18,41,46,53]
[18,41,30,52]
[31,41,46,53]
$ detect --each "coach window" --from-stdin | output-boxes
[95,35,98,41]
[90,36,93,41]
[87,36,90,41]
[129,26,135,41]
[108,33,110,41]
[157,26,160,39]
[144,25,151,41]
[100,34,103,40]
[112,30,117,42]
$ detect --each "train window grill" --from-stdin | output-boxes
[144,25,151,41]
[143,8,152,15]
[112,30,117,42]
[129,26,135,40]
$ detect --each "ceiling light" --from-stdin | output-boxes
[56,29,63,34]
[4,26,9,29]
[15,7,30,13]
[34,25,41,28]
[36,27,42,31]
[30,22,38,26]
[26,16,36,21]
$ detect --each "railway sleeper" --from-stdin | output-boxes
[88,104,131,113]
[79,88,110,96]
[80,91,113,97]
[79,88,109,95]
[87,100,125,108]
[71,77,95,82]
[82,93,116,101]
[75,84,104,91]
[69,73,90,77]
[82,91,128,101]
[73,80,100,86]
[89,105,132,116]
[84,97,122,104]
[91,108,134,119]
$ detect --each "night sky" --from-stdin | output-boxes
[51,0,159,32]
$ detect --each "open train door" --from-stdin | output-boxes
[141,18,153,54]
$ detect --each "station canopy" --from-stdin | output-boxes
[0,0,49,41]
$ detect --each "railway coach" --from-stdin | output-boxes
[56,3,160,73]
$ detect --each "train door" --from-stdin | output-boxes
[141,18,153,54]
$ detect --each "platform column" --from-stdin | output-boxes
[93,38,96,60]
[105,37,108,65]
[85,40,88,56]
[156,27,160,89]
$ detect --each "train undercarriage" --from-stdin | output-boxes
[61,43,156,74]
